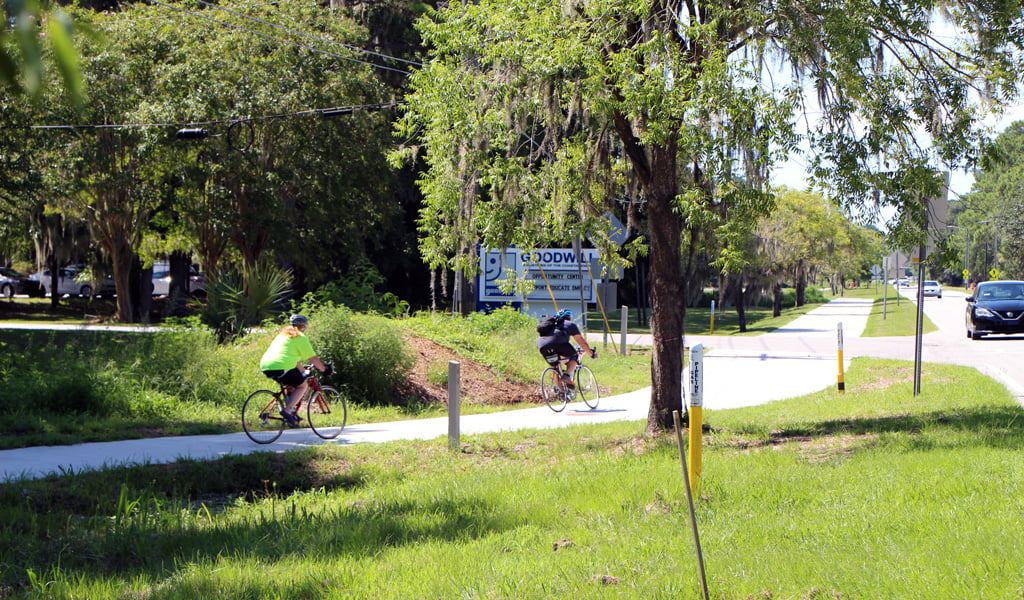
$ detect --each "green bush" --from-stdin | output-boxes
[296,303,413,405]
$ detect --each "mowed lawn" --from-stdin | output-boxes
[2,357,1022,599]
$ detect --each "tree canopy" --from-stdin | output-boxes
[396,0,1023,431]
[953,120,1024,280]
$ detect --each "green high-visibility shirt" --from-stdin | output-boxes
[259,333,316,371]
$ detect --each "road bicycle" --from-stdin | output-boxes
[241,364,348,444]
[540,347,600,412]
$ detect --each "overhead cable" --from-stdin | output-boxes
[24,102,406,131]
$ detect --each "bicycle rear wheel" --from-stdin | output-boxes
[307,385,347,439]
[242,389,285,444]
[540,367,567,412]
[576,365,600,409]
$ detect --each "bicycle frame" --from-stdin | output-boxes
[259,368,325,417]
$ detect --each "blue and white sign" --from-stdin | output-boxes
[478,247,600,304]
[480,249,519,302]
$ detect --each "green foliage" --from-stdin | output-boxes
[290,302,414,406]
[311,259,410,317]
[202,262,293,341]
[953,121,1024,280]
[1,0,83,102]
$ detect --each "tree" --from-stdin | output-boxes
[396,0,1021,432]
[1,0,82,102]
[954,121,1024,280]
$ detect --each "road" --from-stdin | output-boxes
[850,288,1024,403]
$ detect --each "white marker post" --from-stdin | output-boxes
[448,361,460,451]
[620,305,628,356]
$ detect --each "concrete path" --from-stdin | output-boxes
[6,292,1024,482]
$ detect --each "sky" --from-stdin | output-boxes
[768,17,1024,208]
[770,103,1024,204]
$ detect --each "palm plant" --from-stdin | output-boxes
[204,261,292,341]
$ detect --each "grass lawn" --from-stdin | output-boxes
[850,284,939,337]
[3,358,1021,599]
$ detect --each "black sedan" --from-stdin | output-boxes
[0,267,41,299]
[966,280,1024,339]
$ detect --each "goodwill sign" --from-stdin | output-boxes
[479,247,600,303]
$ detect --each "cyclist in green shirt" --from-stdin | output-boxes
[260,314,332,426]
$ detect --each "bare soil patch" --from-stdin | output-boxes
[397,335,541,406]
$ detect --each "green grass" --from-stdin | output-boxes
[2,358,1022,598]
[0,296,120,324]
[589,289,835,337]
[859,285,939,337]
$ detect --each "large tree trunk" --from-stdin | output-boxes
[644,148,685,434]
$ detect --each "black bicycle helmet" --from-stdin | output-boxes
[289,314,309,327]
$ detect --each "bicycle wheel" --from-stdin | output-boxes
[307,386,347,439]
[540,367,567,412]
[242,389,285,444]
[576,365,600,409]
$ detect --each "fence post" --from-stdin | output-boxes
[620,305,628,356]
[448,361,460,451]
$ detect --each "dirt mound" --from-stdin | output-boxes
[397,335,540,406]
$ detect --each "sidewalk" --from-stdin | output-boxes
[0,298,873,482]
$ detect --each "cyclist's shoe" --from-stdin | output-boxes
[280,410,300,427]
[561,373,575,389]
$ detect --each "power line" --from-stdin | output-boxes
[23,102,406,131]
[146,0,409,75]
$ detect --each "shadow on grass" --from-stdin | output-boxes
[0,448,521,591]
[754,404,1024,450]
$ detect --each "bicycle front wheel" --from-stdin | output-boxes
[307,386,347,439]
[242,389,285,444]
[576,365,600,409]
[540,367,567,412]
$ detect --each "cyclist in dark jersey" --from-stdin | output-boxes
[536,309,596,388]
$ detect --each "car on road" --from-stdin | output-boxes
[0,267,40,298]
[922,280,942,298]
[965,280,1024,339]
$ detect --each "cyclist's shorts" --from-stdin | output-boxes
[262,368,304,388]
[539,343,575,366]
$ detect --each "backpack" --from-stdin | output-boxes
[536,315,558,336]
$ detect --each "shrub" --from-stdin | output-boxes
[296,303,413,405]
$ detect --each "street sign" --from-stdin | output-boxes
[963,269,970,277]
[587,211,628,248]
[990,268,999,279]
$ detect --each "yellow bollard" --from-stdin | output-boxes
[688,344,704,492]
[837,322,845,393]
[689,405,702,491]
[709,300,715,335]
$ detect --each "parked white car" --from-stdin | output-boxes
[30,266,98,298]
[151,266,207,296]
